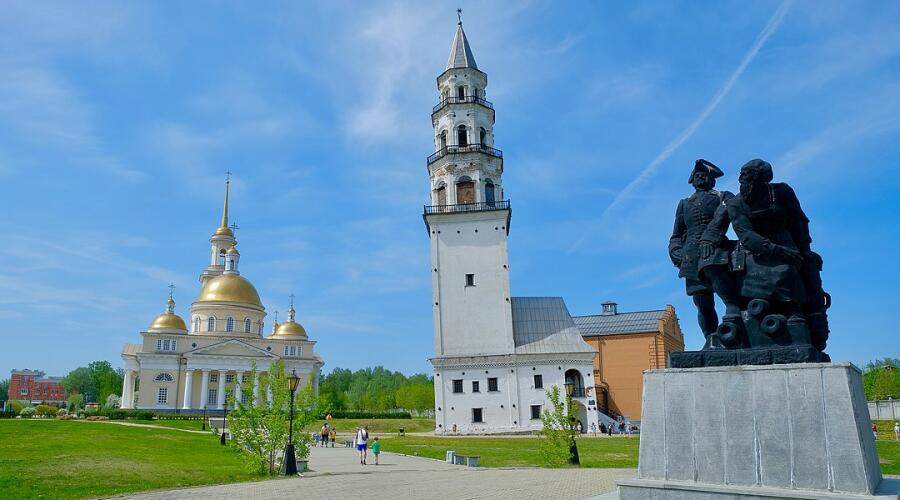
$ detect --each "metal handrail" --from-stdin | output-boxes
[424,200,510,215]
[427,144,503,164]
[432,95,494,114]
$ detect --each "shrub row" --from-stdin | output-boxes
[317,411,412,420]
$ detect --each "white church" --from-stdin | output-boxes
[425,21,600,434]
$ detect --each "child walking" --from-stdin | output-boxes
[371,436,381,465]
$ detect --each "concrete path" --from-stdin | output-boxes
[117,445,634,500]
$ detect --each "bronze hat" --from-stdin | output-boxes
[689,159,724,183]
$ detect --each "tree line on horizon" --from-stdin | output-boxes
[316,366,434,414]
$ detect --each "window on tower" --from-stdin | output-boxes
[484,180,495,205]
[440,130,447,149]
[457,125,468,146]
[435,184,447,206]
[465,274,475,287]
[226,317,234,332]
[452,379,463,394]
[244,318,252,333]
[488,377,499,392]
[456,176,475,204]
[457,86,465,99]
[193,317,200,332]
[479,127,486,145]
[208,317,216,332]
[472,408,484,423]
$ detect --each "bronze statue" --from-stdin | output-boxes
[669,158,830,367]
[669,160,743,349]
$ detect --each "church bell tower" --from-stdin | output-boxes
[425,18,514,358]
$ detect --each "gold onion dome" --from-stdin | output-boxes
[148,296,187,333]
[214,225,234,237]
[226,244,240,255]
[268,303,307,338]
[195,273,262,308]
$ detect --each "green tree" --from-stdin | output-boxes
[62,361,124,404]
[395,383,435,412]
[538,385,579,467]
[227,361,317,475]
[0,379,9,405]
[63,367,96,402]
[67,394,84,412]
[864,358,900,400]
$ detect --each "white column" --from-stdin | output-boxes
[182,369,194,410]
[121,371,135,409]
[252,373,260,404]
[216,370,226,410]
[234,370,245,408]
[199,370,210,410]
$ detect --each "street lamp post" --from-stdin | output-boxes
[282,370,301,476]
[202,407,206,431]
[564,382,580,465]
[220,392,229,446]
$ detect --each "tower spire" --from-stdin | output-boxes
[447,14,477,70]
[220,171,231,230]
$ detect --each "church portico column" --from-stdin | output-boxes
[182,369,194,410]
[121,370,135,409]
[235,370,245,408]
[199,370,210,410]
[216,370,226,410]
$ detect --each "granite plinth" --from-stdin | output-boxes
[613,363,894,499]
[669,345,828,368]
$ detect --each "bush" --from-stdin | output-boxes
[20,407,36,418]
[103,409,127,420]
[35,404,58,417]
[8,401,25,415]
[133,410,155,420]
[315,411,411,420]
[57,408,69,417]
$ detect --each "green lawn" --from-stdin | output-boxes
[0,420,263,499]
[877,440,900,475]
[144,419,213,431]
[375,435,640,468]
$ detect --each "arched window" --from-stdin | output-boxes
[564,369,585,397]
[208,317,216,332]
[434,183,447,206]
[226,317,235,332]
[473,87,479,98]
[244,318,252,333]
[484,179,496,205]
[457,125,468,147]
[440,130,447,149]
[219,249,226,266]
[479,127,487,145]
[193,317,200,332]
[258,321,264,335]
[154,372,174,382]
[456,176,475,204]
[227,259,235,271]
[457,86,465,99]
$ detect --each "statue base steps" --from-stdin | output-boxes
[609,363,896,500]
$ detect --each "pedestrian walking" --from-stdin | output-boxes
[356,426,369,465]
[330,427,337,447]
[314,430,321,447]
[320,424,329,447]
[872,422,878,440]
[371,436,381,465]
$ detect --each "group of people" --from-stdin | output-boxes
[355,425,381,465]
[313,422,337,447]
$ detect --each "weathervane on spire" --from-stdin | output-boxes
[225,170,232,183]
[457,8,462,25]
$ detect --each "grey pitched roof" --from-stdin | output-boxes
[573,310,666,336]
[511,297,595,354]
[447,24,478,70]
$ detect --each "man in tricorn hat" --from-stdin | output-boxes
[669,159,743,348]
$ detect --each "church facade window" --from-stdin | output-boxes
[210,373,218,383]
[244,318,252,333]
[207,389,217,406]
[157,387,168,404]
[154,372,174,382]
[226,374,234,383]
[193,317,200,332]
[208,317,216,332]
[226,317,235,332]
[155,339,176,352]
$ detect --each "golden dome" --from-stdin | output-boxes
[226,245,240,255]
[271,320,307,339]
[148,312,187,332]
[214,226,234,237]
[195,273,262,308]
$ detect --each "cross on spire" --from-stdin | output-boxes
[225,170,232,183]
[289,293,295,307]
[167,283,176,299]
[457,8,462,25]
[230,222,239,235]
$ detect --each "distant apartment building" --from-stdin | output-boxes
[574,302,684,421]
[9,369,66,404]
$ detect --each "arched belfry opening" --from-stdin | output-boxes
[456,176,475,204]
[479,127,487,145]
[484,179,495,205]
[457,85,465,99]
[434,183,447,206]
[440,130,448,149]
[457,125,468,146]
[565,369,585,398]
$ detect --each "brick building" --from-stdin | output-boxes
[574,302,684,422]
[9,369,66,404]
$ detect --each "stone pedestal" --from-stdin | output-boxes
[614,363,898,499]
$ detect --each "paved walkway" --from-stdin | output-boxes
[117,446,634,500]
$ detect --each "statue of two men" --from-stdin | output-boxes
[669,159,830,356]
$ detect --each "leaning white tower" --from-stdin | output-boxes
[425,19,514,360]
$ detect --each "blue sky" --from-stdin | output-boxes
[1,1,898,379]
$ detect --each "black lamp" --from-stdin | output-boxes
[282,370,301,475]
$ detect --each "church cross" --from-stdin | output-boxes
[167,283,176,298]
[289,293,295,307]
[457,8,462,25]
[230,222,239,235]
[225,170,232,183]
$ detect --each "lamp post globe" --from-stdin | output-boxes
[282,370,301,476]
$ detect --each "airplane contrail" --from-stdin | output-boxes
[569,0,792,252]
